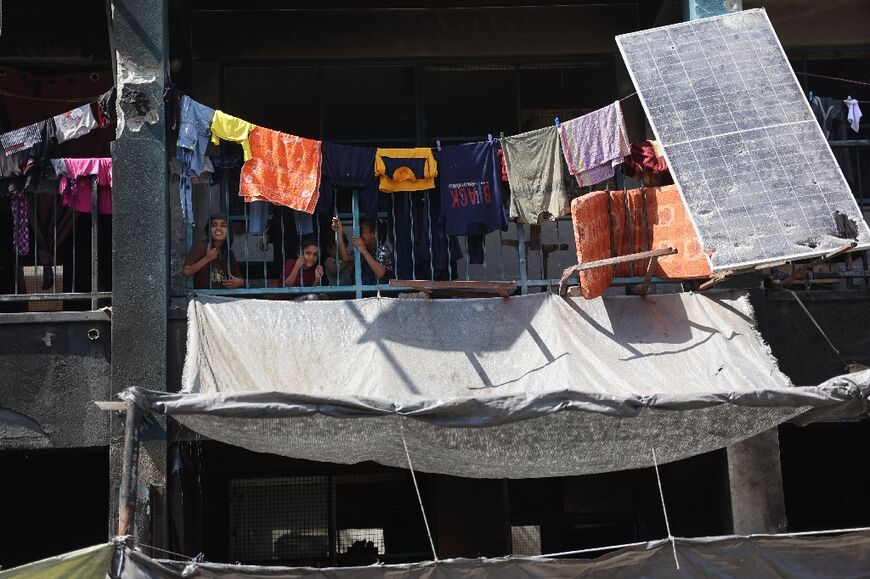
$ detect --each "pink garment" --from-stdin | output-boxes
[59,158,113,214]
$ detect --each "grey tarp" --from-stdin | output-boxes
[138,291,870,478]
[114,531,870,578]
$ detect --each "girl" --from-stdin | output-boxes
[283,235,323,287]
[182,213,245,289]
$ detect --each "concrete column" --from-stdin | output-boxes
[108,0,169,545]
[726,428,788,534]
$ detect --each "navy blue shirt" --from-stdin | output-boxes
[316,142,379,219]
[437,141,507,236]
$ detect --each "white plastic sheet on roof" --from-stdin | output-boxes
[138,291,870,478]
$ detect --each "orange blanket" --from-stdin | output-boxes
[240,127,322,213]
[571,185,711,299]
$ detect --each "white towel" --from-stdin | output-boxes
[845,98,862,134]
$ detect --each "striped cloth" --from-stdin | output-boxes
[558,101,630,187]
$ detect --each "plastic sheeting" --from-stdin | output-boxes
[139,292,870,478]
[0,543,115,579]
[113,531,870,578]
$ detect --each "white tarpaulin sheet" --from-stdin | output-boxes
[113,530,870,578]
[139,291,870,478]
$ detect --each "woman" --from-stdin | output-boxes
[182,213,245,289]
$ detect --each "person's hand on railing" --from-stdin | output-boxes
[314,265,324,284]
[331,217,343,234]
[222,276,245,289]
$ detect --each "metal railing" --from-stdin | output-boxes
[0,172,111,311]
[175,142,870,299]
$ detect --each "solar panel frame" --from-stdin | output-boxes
[616,9,870,272]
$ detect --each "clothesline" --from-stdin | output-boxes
[795,71,870,91]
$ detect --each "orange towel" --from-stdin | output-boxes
[571,191,614,300]
[240,127,322,213]
[570,185,710,299]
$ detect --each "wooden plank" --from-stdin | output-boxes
[626,255,660,296]
[559,247,677,296]
[774,242,857,287]
[697,272,732,291]
[94,401,129,412]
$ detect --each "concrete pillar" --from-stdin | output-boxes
[108,0,169,545]
[726,428,788,534]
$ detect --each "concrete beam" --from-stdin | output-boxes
[726,428,788,534]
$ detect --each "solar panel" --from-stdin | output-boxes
[616,9,870,272]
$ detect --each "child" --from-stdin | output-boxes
[331,217,393,285]
[182,213,245,289]
[283,235,323,287]
[324,231,353,286]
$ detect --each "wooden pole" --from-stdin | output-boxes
[118,400,142,537]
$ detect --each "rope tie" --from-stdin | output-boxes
[396,413,439,562]
[652,448,680,570]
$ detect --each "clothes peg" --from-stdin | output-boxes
[554,117,560,128]
[436,139,441,152]
[487,133,493,144]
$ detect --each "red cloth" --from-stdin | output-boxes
[497,148,509,182]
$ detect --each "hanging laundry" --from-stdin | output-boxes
[247,200,270,236]
[501,125,572,224]
[210,110,256,161]
[811,96,855,189]
[1,122,43,155]
[169,155,214,184]
[293,211,314,236]
[9,188,30,257]
[95,88,117,129]
[240,127,322,213]
[374,148,437,193]
[497,148,509,183]
[437,141,507,241]
[317,142,380,219]
[57,158,113,214]
[177,96,216,223]
[210,155,244,184]
[53,104,97,144]
[558,101,630,188]
[622,140,672,186]
[844,98,862,133]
